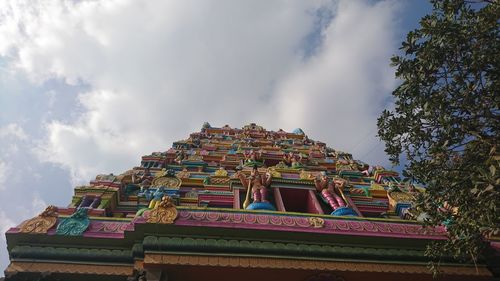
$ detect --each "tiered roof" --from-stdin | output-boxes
[4,123,496,281]
[78,122,422,219]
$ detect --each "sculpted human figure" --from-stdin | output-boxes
[283,152,294,166]
[245,149,261,162]
[283,152,303,168]
[314,172,346,210]
[174,150,186,164]
[133,168,152,190]
[177,167,190,179]
[238,167,272,204]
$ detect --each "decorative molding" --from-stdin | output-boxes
[143,253,492,276]
[5,261,133,276]
[174,210,447,239]
[19,206,58,234]
[142,236,426,261]
[10,208,446,240]
[10,245,132,263]
[147,196,178,224]
[86,220,134,236]
[209,177,231,185]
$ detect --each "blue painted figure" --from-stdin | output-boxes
[149,186,167,209]
[137,187,163,209]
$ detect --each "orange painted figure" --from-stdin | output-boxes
[238,167,272,203]
[314,172,346,210]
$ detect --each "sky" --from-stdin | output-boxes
[0,0,432,275]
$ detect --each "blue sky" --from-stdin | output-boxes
[0,0,432,275]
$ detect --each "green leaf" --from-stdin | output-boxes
[377,0,499,274]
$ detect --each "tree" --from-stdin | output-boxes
[377,0,499,274]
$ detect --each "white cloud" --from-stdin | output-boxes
[0,194,46,238]
[0,210,15,241]
[0,160,10,190]
[0,123,28,140]
[268,0,399,165]
[2,0,400,183]
[0,209,14,276]
[30,193,47,216]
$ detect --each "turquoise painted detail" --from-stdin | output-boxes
[443,218,454,228]
[56,208,90,236]
[292,128,304,135]
[331,207,357,216]
[246,202,276,211]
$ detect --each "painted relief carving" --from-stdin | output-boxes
[56,208,90,236]
[147,196,178,224]
[19,205,58,234]
[308,217,325,228]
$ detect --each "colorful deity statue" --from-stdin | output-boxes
[314,172,347,211]
[243,149,263,167]
[132,168,152,190]
[177,167,191,179]
[300,169,314,180]
[283,152,303,169]
[138,186,168,209]
[174,150,186,165]
[238,166,273,209]
[148,186,168,209]
[265,131,273,140]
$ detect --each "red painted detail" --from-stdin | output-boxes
[279,188,322,214]
[273,188,285,212]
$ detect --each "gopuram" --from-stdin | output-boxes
[3,123,498,280]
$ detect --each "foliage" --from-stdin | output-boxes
[377,0,499,274]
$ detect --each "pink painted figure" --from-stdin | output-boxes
[238,167,272,203]
[283,152,296,165]
[314,172,346,210]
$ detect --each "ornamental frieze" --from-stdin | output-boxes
[174,210,446,238]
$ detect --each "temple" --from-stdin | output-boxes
[3,123,498,280]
